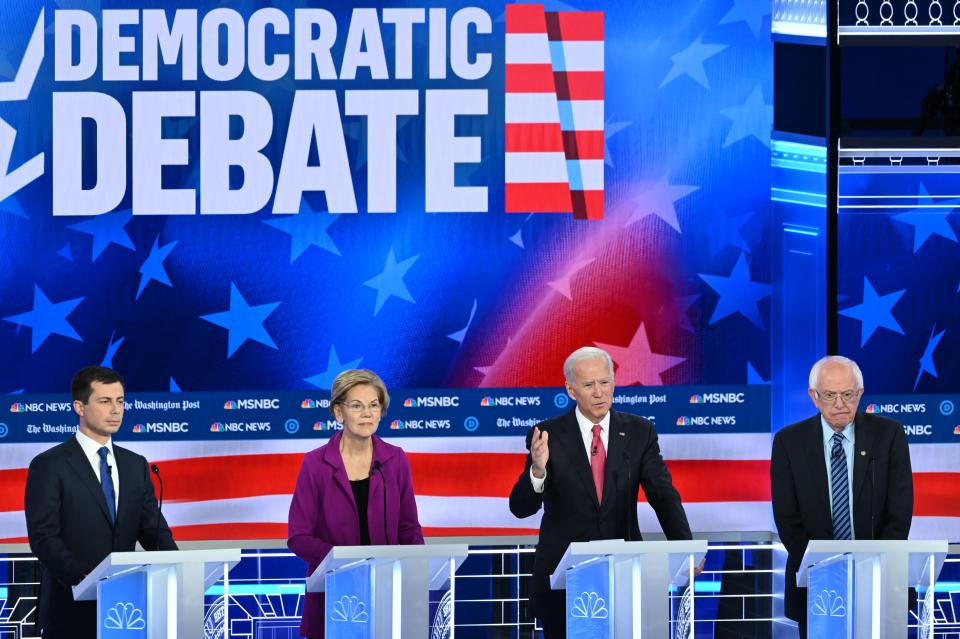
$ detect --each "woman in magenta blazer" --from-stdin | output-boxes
[287,369,424,639]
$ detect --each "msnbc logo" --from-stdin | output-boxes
[9,403,25,413]
[676,416,692,426]
[689,394,704,404]
[865,404,879,414]
[132,424,144,433]
[223,401,237,410]
[954,425,960,436]
[480,397,494,406]
[403,398,414,407]
[210,422,224,432]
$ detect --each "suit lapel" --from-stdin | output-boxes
[65,438,114,525]
[556,411,599,508]
[852,412,874,503]
[113,446,138,529]
[602,411,628,506]
[323,432,357,517]
[802,416,831,523]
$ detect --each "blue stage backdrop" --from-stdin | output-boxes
[0,0,782,542]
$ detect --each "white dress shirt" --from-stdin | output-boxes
[75,430,120,511]
[821,416,855,539]
[530,408,611,493]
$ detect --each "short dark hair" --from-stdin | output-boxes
[71,366,125,403]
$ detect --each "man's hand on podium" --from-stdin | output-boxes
[694,558,705,577]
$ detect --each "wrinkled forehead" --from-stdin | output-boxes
[571,357,613,381]
[344,383,380,402]
[816,363,858,389]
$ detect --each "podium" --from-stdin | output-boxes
[798,539,949,638]
[308,543,469,639]
[73,548,241,639]
[550,539,708,639]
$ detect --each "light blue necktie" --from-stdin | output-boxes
[98,447,116,525]
[830,432,851,540]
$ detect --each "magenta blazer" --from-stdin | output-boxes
[287,430,424,638]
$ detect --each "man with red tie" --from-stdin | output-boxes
[509,347,697,638]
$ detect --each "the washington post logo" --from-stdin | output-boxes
[504,4,605,219]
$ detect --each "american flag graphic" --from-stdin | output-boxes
[1,435,955,542]
[505,4,605,219]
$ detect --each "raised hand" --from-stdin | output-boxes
[531,427,549,478]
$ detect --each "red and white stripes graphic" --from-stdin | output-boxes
[505,4,604,219]
[0,436,955,542]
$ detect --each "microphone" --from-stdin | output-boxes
[623,448,633,542]
[151,464,164,550]
[372,461,388,544]
[869,457,876,540]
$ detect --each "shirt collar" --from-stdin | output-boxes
[820,415,854,445]
[76,429,114,459]
[575,407,611,434]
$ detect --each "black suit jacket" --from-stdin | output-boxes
[509,409,692,626]
[770,412,913,621]
[24,437,177,639]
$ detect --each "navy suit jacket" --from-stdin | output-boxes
[771,412,913,621]
[24,437,177,639]
[509,409,692,627]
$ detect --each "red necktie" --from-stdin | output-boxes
[591,424,606,502]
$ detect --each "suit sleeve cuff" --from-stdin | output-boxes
[529,468,546,493]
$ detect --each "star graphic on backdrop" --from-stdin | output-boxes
[913,325,945,390]
[3,285,84,353]
[698,253,771,327]
[304,345,363,389]
[475,337,513,382]
[68,210,135,261]
[721,86,772,148]
[604,117,632,168]
[100,331,124,368]
[364,248,419,316]
[264,203,341,263]
[838,277,905,347]
[626,179,699,233]
[200,283,280,358]
[136,237,178,300]
[509,229,524,248]
[169,377,182,392]
[595,323,685,385]
[892,184,958,253]
[657,293,700,333]
[720,0,770,38]
[659,34,726,90]
[448,299,478,344]
[700,211,755,257]
[548,258,596,301]
[0,196,27,218]
[57,242,73,261]
[747,361,770,384]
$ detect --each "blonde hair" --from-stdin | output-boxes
[329,369,390,416]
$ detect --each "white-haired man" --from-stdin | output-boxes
[771,355,913,637]
[509,346,695,638]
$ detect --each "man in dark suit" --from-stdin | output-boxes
[509,347,697,638]
[24,366,177,639]
[771,355,913,637]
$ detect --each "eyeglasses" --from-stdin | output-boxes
[343,401,382,413]
[814,389,861,404]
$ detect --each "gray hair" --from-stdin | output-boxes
[563,347,615,382]
[808,355,864,390]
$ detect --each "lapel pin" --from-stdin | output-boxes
[619,432,625,436]
[860,451,866,456]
